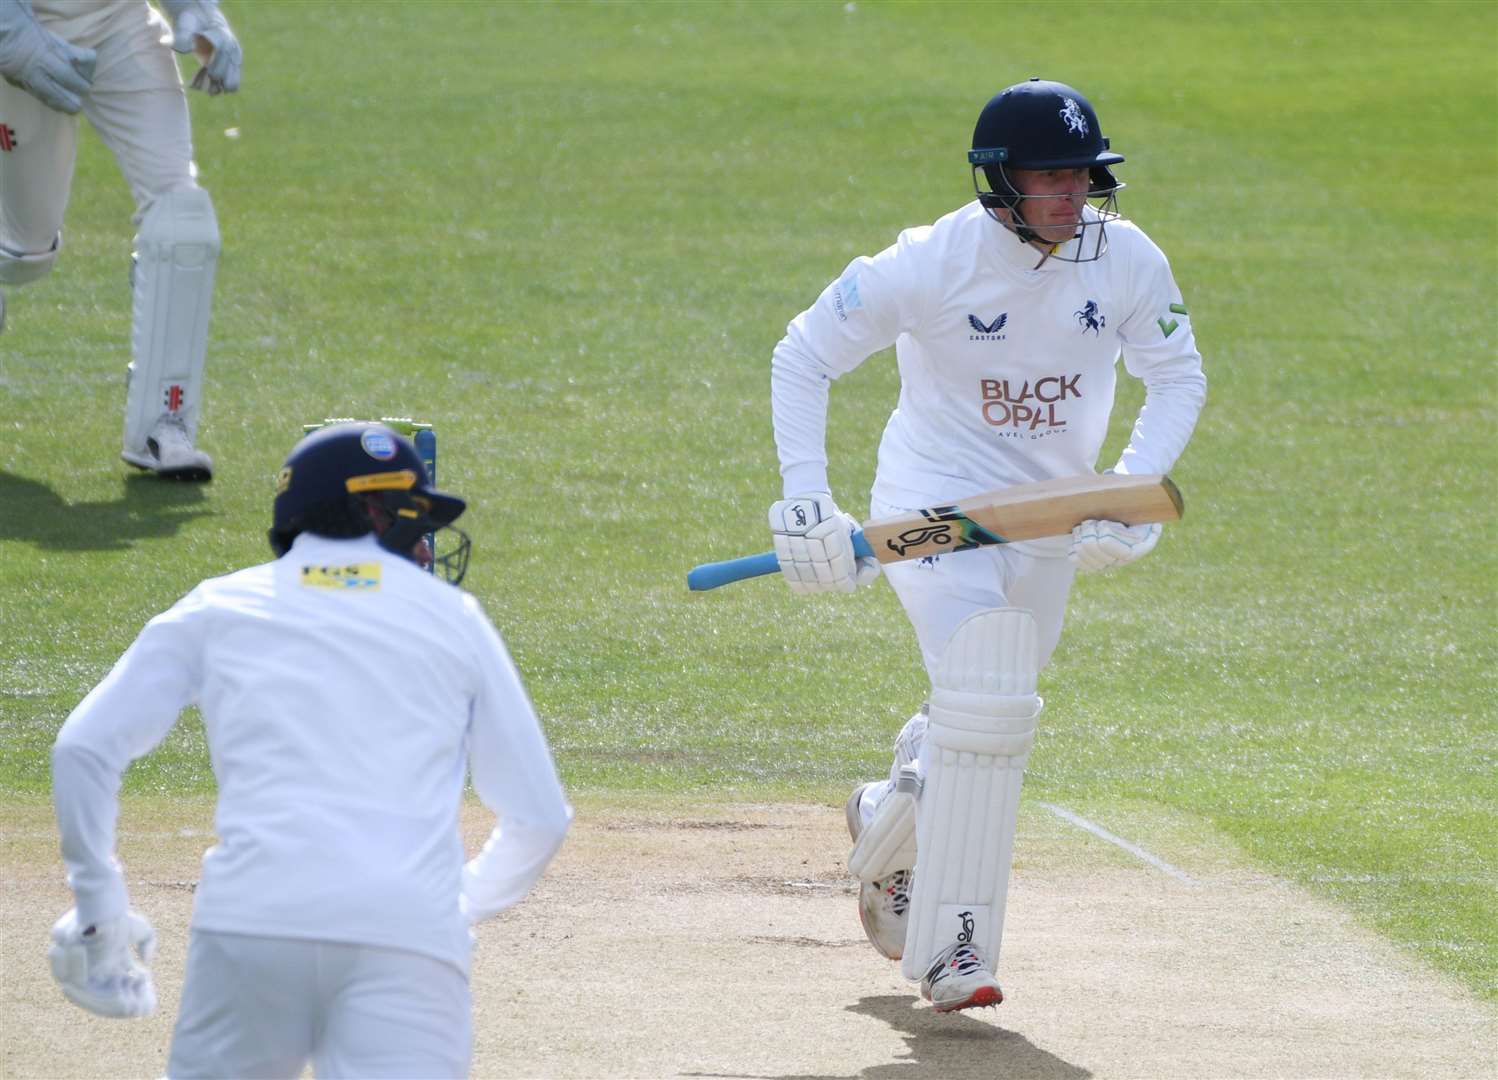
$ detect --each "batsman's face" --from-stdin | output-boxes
[1010,167,1090,244]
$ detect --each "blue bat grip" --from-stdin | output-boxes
[687,531,875,592]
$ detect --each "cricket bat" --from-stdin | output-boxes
[687,473,1183,592]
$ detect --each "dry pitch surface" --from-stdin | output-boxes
[3,799,1494,1079]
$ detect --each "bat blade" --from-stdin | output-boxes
[686,474,1183,592]
[862,473,1183,563]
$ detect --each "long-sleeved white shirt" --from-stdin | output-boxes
[772,200,1206,551]
[52,532,572,975]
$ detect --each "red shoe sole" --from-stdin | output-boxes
[935,985,1004,1012]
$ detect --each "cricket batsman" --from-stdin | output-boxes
[0,0,241,480]
[48,422,572,1076]
[766,79,1207,1011]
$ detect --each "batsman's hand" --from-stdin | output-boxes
[48,907,158,1018]
[1069,519,1162,573]
[768,492,879,595]
[0,0,96,114]
[163,0,241,94]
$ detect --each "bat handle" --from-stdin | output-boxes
[687,531,875,592]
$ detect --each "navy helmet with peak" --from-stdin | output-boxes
[968,78,1125,261]
[270,422,470,583]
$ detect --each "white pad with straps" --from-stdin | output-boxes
[848,764,919,882]
[0,235,60,285]
[124,188,219,452]
[900,607,1041,982]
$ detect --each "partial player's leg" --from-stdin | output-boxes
[83,3,216,479]
[167,931,317,1078]
[900,607,1041,1012]
[0,74,81,332]
[314,943,472,1080]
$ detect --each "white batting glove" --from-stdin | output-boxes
[48,907,158,1018]
[768,493,879,595]
[160,0,241,94]
[1069,519,1162,573]
[0,0,97,114]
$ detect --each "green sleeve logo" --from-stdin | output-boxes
[1157,302,1188,338]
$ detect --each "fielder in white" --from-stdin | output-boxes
[769,78,1206,1011]
[0,0,241,480]
[49,422,572,1077]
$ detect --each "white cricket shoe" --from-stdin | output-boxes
[846,782,911,960]
[920,940,1004,1012]
[121,418,213,481]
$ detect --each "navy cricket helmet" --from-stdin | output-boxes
[269,422,470,583]
[969,78,1125,260]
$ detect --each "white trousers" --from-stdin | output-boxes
[872,497,1077,679]
[0,1,196,257]
[167,931,472,1080]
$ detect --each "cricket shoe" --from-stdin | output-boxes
[846,782,911,960]
[122,418,213,481]
[920,940,1004,1012]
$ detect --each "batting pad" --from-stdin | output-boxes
[848,764,920,883]
[900,607,1041,982]
[124,188,220,451]
[0,235,60,286]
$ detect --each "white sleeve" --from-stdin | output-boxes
[51,587,207,927]
[460,596,572,921]
[771,232,931,496]
[1112,245,1207,476]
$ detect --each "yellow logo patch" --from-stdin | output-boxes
[300,563,382,590]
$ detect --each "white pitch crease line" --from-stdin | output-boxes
[1037,801,1198,885]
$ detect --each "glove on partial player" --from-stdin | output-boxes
[769,492,879,594]
[0,0,96,113]
[1068,519,1162,572]
[48,907,158,1018]
[160,0,241,94]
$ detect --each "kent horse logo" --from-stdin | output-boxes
[1075,300,1105,334]
[968,314,1008,335]
[1059,98,1088,137]
[885,506,1006,557]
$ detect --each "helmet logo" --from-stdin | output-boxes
[1059,97,1089,137]
[360,430,399,461]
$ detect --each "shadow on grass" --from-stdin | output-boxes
[0,470,213,550]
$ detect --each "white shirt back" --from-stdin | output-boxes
[53,533,570,974]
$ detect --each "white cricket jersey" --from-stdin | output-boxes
[772,200,1206,549]
[52,533,572,976]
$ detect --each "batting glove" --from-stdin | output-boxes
[48,907,158,1018]
[768,493,879,595]
[0,0,96,114]
[1069,519,1162,573]
[160,0,241,94]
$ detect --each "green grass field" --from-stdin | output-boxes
[2,0,1493,1006]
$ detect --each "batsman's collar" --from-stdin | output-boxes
[987,218,1080,273]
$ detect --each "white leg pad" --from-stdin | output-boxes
[848,765,919,882]
[900,608,1041,982]
[124,188,219,452]
[0,236,60,285]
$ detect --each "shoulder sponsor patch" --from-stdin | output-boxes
[301,563,382,590]
[832,273,863,322]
